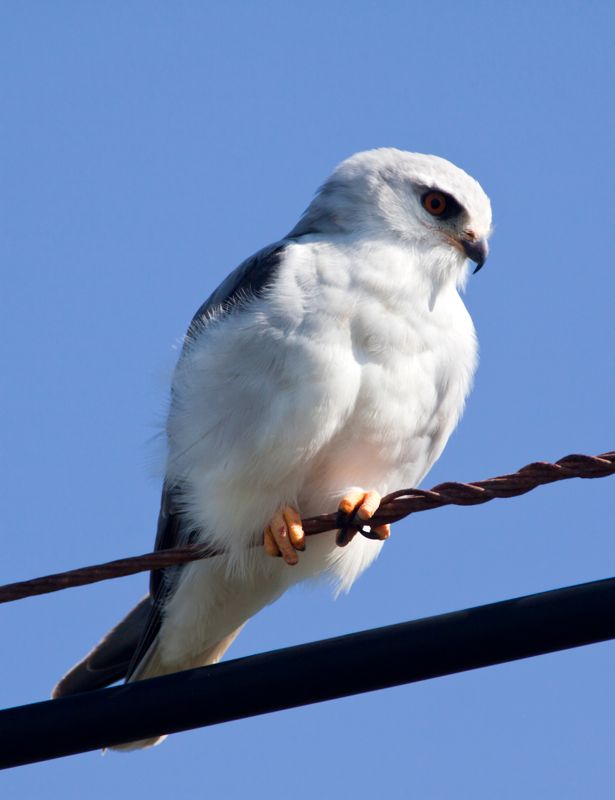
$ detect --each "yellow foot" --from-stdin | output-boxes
[336,488,390,547]
[263,506,305,566]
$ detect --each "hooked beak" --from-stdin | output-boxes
[462,238,489,273]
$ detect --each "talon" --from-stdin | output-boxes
[373,523,390,540]
[338,488,366,517]
[263,526,281,557]
[357,489,381,521]
[263,506,304,566]
[336,489,388,547]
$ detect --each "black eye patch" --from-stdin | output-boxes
[421,189,463,221]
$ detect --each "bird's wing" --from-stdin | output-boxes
[125,240,290,679]
[188,241,288,336]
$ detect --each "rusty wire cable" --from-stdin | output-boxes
[1,450,613,605]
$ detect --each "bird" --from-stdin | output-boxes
[53,147,492,749]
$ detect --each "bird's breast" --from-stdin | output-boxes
[296,275,477,515]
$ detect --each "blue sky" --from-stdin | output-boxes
[2,1,615,796]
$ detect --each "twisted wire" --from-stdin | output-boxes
[1,450,613,605]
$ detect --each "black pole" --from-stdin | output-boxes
[2,576,615,769]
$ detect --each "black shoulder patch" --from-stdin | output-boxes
[187,241,288,339]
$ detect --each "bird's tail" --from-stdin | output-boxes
[52,596,152,699]
[53,597,244,751]
[111,625,244,751]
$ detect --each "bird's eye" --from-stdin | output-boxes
[422,191,448,217]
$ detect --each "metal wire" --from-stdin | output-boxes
[1,450,613,605]
[2,575,615,768]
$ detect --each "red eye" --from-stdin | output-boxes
[422,191,448,217]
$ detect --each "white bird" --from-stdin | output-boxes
[53,148,492,749]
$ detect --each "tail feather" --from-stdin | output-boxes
[52,596,151,698]
[110,624,245,751]
[53,594,246,751]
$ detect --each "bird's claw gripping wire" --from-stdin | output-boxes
[335,489,391,547]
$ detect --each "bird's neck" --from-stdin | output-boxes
[337,235,467,313]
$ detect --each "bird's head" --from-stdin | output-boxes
[291,148,492,279]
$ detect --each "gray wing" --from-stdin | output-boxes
[53,240,296,694]
[186,240,288,342]
[126,239,291,679]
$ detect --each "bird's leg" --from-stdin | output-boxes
[336,488,390,547]
[263,506,305,566]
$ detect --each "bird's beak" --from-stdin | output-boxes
[462,238,489,274]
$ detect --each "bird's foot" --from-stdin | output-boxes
[263,506,305,566]
[336,488,390,547]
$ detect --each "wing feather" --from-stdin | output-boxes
[126,240,290,679]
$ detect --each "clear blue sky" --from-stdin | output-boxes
[2,1,615,796]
